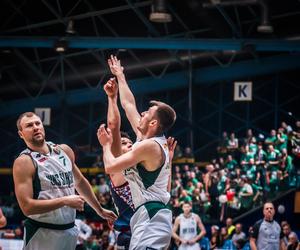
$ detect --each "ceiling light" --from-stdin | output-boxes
[149,0,172,23]
[54,40,68,53]
[66,19,76,34]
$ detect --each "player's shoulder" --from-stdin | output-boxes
[14,153,32,165]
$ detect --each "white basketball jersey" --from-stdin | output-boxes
[123,135,171,208]
[179,213,198,241]
[20,142,76,224]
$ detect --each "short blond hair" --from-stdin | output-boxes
[16,112,36,130]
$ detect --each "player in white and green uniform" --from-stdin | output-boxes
[20,142,78,249]
[124,135,172,249]
[172,202,206,250]
[13,112,117,250]
[100,54,177,250]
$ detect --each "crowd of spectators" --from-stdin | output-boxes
[170,121,300,223]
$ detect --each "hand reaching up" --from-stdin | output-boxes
[108,55,124,76]
[103,77,118,98]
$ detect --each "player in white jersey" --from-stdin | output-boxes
[97,55,177,250]
[172,202,206,250]
[13,112,117,250]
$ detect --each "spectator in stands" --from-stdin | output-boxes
[92,155,103,168]
[238,176,254,211]
[98,176,110,195]
[281,121,293,135]
[210,225,220,249]
[75,217,92,249]
[265,129,277,145]
[279,148,295,191]
[219,227,228,247]
[225,217,235,239]
[281,223,297,250]
[287,232,299,250]
[226,132,239,152]
[250,202,282,250]
[184,146,194,159]
[0,208,7,228]
[217,131,229,156]
[174,144,183,159]
[276,128,288,151]
[91,178,100,195]
[179,190,192,205]
[225,155,238,171]
[245,129,255,145]
[232,223,246,247]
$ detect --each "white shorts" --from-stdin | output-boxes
[23,219,78,250]
[178,243,201,250]
[129,201,172,250]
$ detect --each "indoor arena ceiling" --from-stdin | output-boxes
[0,0,300,107]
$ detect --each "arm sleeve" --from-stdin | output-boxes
[250,220,262,239]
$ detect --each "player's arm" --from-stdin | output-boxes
[104,78,122,157]
[167,137,177,192]
[0,208,7,228]
[108,55,141,138]
[250,238,257,250]
[61,144,117,222]
[190,215,206,243]
[172,216,181,242]
[98,125,160,174]
[13,155,84,216]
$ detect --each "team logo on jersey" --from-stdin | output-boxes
[45,171,74,187]
[53,147,61,154]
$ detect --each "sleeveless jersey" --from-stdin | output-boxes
[109,180,135,232]
[19,142,75,224]
[123,135,171,208]
[179,213,198,241]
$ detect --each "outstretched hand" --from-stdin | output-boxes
[97,124,113,147]
[103,77,118,98]
[108,55,124,76]
[167,137,177,162]
[98,208,117,224]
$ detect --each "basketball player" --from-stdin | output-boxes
[13,112,117,250]
[103,77,135,250]
[103,77,177,249]
[172,202,206,250]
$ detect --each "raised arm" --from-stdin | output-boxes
[60,144,117,222]
[13,154,85,216]
[108,55,141,138]
[103,77,122,157]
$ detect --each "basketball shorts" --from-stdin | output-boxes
[129,201,172,250]
[23,218,78,250]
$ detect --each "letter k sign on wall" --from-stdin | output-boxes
[234,82,252,101]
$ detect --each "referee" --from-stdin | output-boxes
[250,202,283,250]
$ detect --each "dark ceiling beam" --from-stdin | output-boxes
[0,37,300,51]
[1,53,300,118]
[2,1,152,34]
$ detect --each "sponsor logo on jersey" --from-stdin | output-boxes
[46,171,74,187]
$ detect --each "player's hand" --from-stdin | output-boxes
[103,77,118,98]
[180,239,188,245]
[108,55,124,76]
[98,208,117,223]
[64,195,85,211]
[97,124,113,147]
[187,238,197,245]
[167,136,177,162]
